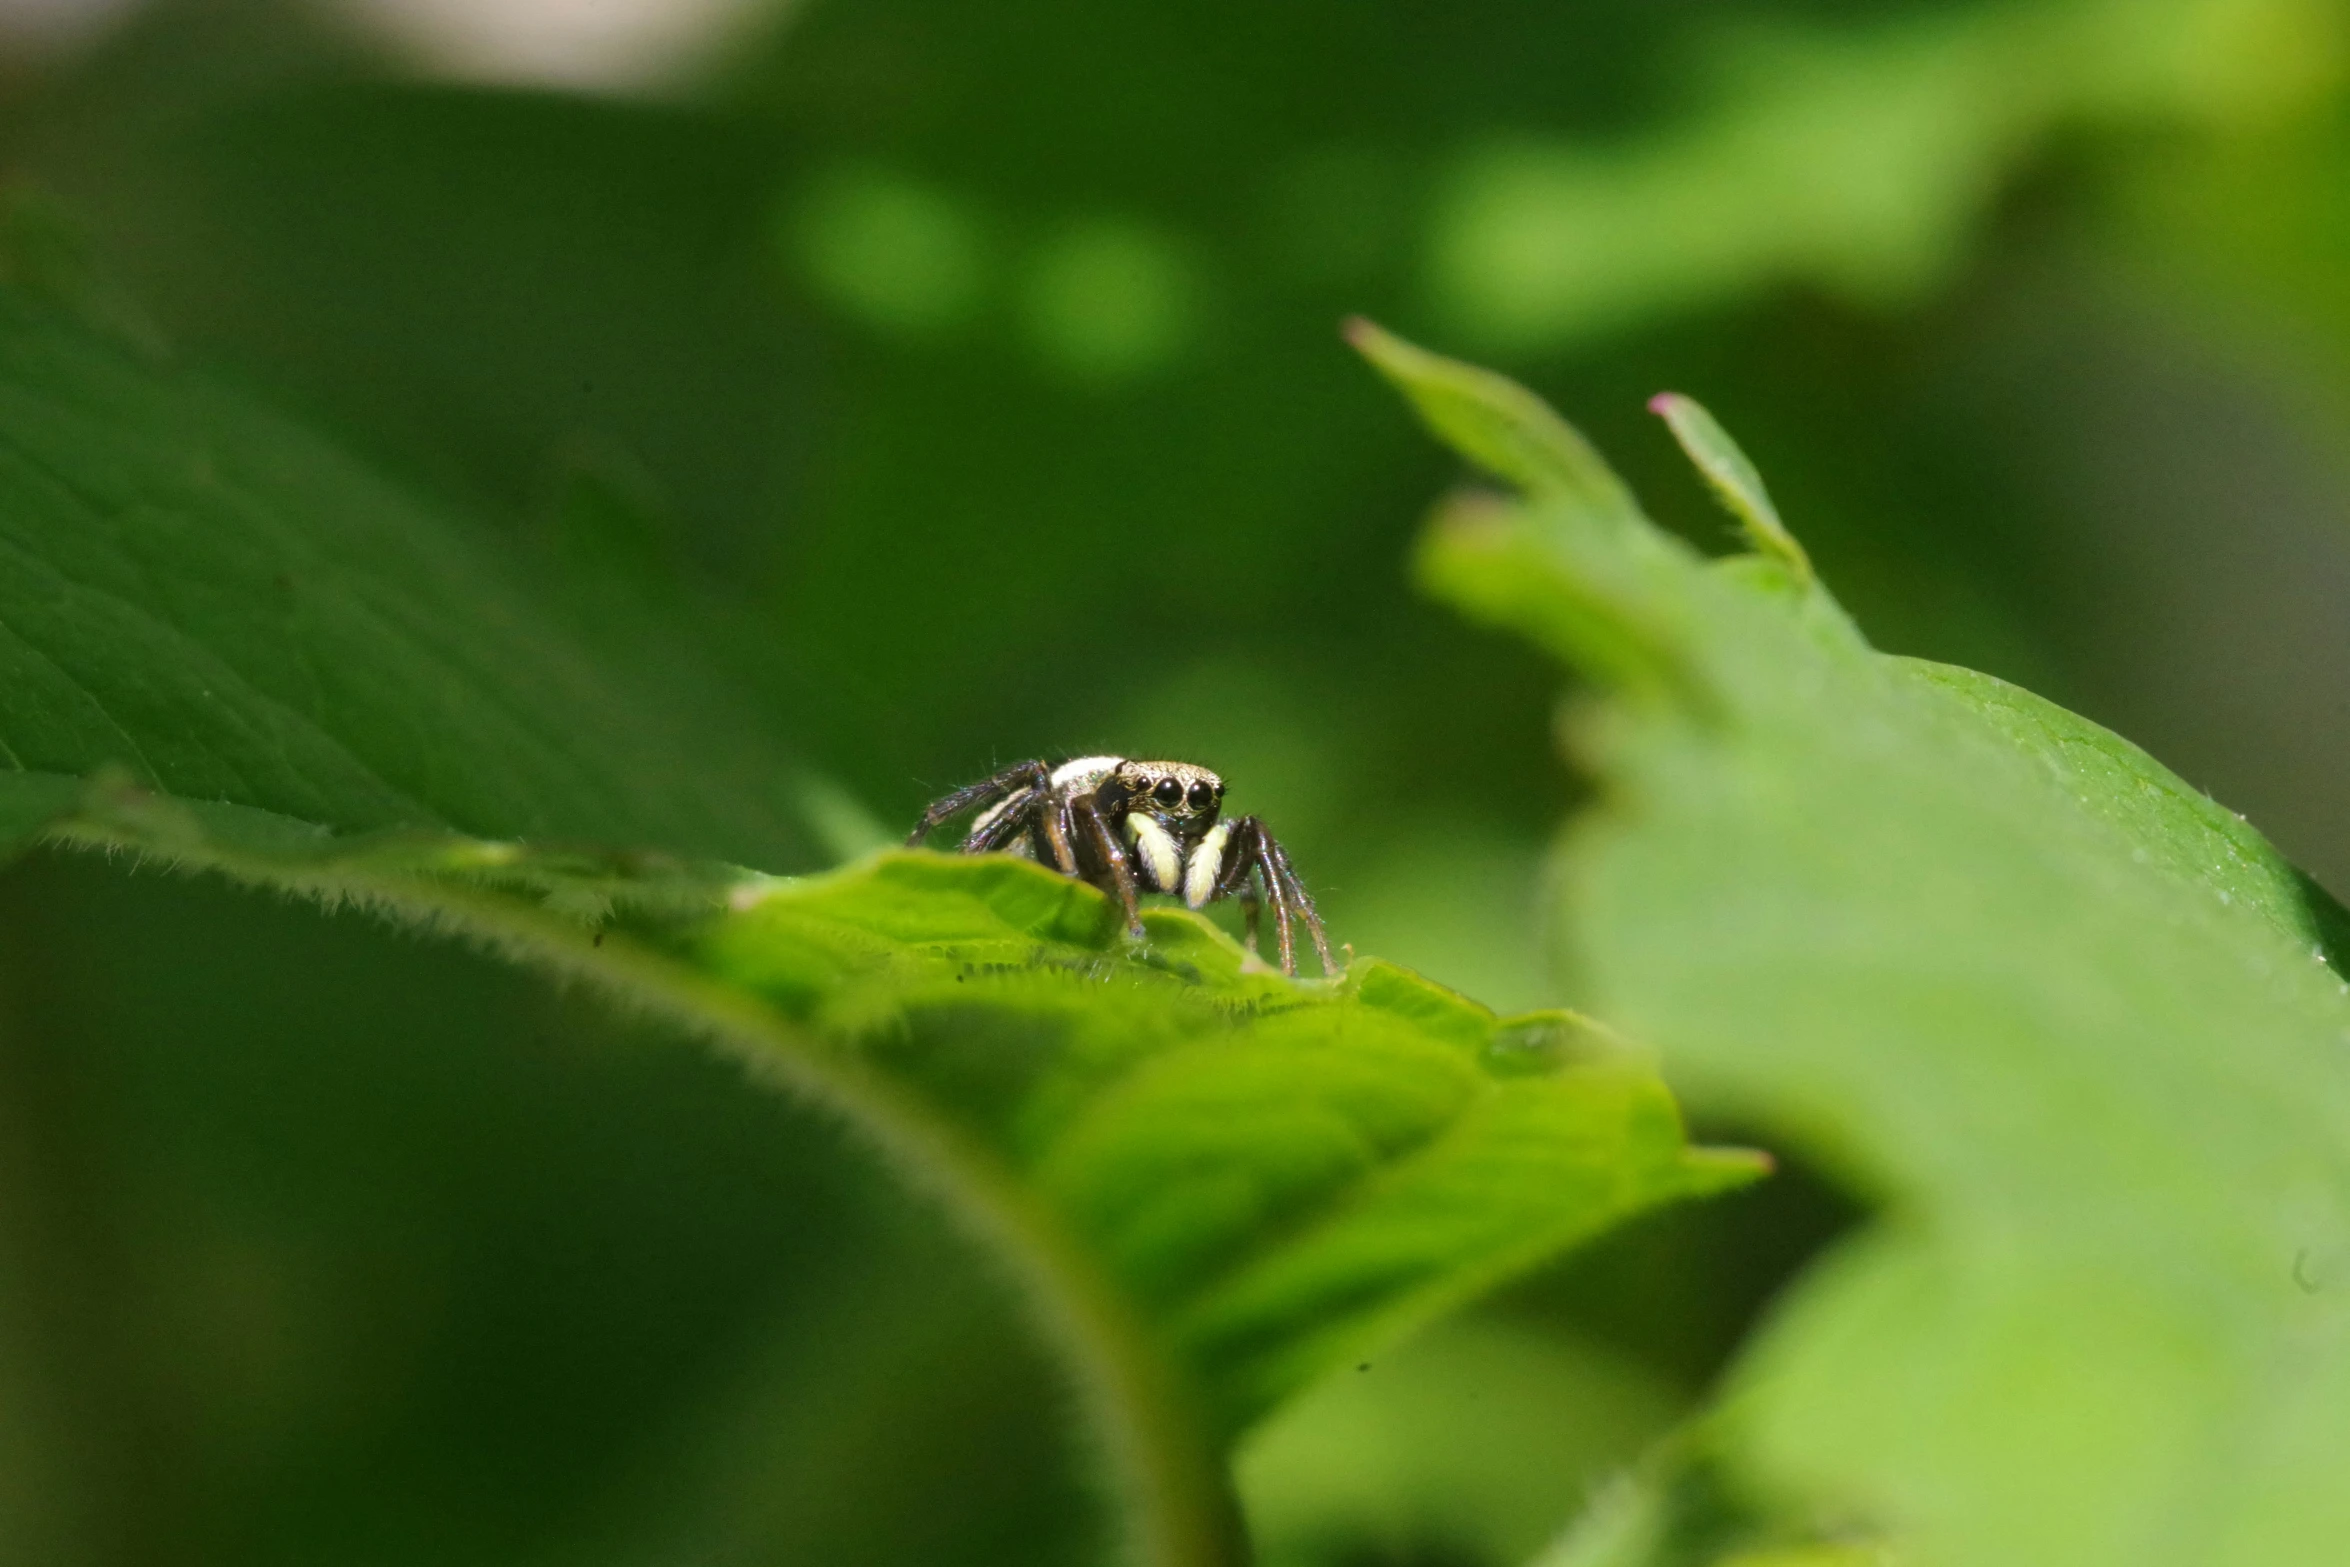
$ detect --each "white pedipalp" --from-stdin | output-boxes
[1125,813,1183,893]
[1183,821,1232,908]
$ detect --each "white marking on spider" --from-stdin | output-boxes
[1050,756,1122,789]
[1184,820,1232,908]
[1126,812,1182,893]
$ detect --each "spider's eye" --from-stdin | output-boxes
[1152,778,1183,808]
[1188,781,1214,810]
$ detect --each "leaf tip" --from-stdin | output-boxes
[1343,320,1637,520]
[1647,391,1813,585]
[1685,1144,1775,1195]
[1336,310,1435,390]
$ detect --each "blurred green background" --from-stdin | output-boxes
[0,0,2344,1561]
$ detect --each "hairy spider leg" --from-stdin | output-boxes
[1212,817,1334,977]
[1072,796,1145,937]
[1032,783,1081,875]
[969,776,1082,876]
[1260,829,1335,974]
[1209,816,1264,957]
[1211,816,1293,973]
[905,760,1050,847]
[1260,834,1301,975]
[1238,883,1265,958]
[910,760,1104,877]
[964,786,1041,852]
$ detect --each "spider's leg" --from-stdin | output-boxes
[1250,826,1344,972]
[1210,817,1331,977]
[1073,796,1145,938]
[1259,831,1336,975]
[906,760,1050,847]
[1034,784,1081,875]
[1228,818,1299,975]
[1207,818,1271,962]
[964,786,1041,852]
[1263,848,1299,976]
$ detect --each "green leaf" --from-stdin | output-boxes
[0,289,813,866]
[1360,326,2350,1567]
[680,849,1763,1439]
[1237,1313,1686,1567]
[0,293,1754,1567]
[1422,0,2342,351]
[1646,393,1810,587]
[1344,317,1641,523]
[1530,1436,1896,1567]
[29,776,1752,1565]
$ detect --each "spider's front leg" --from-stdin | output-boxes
[1208,817,1335,977]
[1072,796,1145,939]
[1264,829,1336,976]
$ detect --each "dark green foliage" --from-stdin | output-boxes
[0,291,814,864]
[0,293,1755,1567]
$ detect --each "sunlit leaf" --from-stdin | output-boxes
[1362,326,2350,1567]
[1646,393,1809,586]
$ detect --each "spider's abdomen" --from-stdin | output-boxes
[1050,756,1124,791]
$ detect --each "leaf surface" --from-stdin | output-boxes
[0,291,814,866]
[0,293,1751,1567]
[701,850,1756,1437]
[1358,324,2350,1567]
[33,774,1752,1565]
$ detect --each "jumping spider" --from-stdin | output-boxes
[906,757,1335,977]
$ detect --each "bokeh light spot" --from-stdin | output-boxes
[0,0,145,61]
[331,0,784,92]
[788,166,990,339]
[1020,217,1203,385]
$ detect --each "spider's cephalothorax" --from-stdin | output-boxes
[905,756,1335,977]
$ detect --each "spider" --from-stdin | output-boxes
[905,756,1336,977]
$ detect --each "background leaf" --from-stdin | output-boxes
[0,289,815,866]
[1364,329,2350,1567]
[1422,0,2346,350]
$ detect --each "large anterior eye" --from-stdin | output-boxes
[1152,778,1183,807]
[1187,781,1214,810]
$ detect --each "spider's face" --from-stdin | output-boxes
[1111,759,1229,899]
[1114,760,1224,836]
